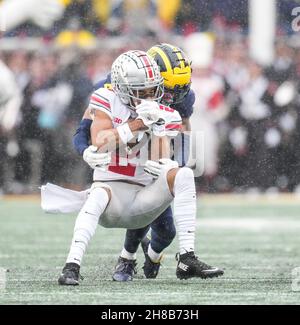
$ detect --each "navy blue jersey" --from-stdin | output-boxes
[94,73,111,91]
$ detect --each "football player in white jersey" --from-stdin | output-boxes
[57,50,224,284]
[73,44,199,282]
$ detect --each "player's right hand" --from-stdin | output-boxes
[83,145,111,170]
[144,159,179,179]
[136,101,163,127]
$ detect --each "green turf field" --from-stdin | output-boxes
[0,195,300,305]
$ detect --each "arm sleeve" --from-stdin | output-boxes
[73,119,93,156]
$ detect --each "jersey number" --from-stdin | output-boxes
[108,154,137,176]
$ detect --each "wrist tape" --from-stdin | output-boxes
[117,123,134,144]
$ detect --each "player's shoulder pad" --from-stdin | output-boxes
[179,89,195,109]
[93,73,112,91]
[93,86,110,95]
[185,89,196,106]
[92,87,115,103]
[104,83,113,90]
[89,87,115,117]
[173,89,195,118]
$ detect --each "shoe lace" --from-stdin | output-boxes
[189,255,213,270]
[175,250,196,261]
[176,251,212,268]
[65,265,84,281]
[197,260,212,270]
[119,259,137,275]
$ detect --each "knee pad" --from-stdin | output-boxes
[91,182,111,195]
[174,167,195,194]
[74,187,109,236]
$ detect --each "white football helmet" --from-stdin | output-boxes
[111,50,164,109]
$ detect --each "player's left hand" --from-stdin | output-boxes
[144,159,179,179]
[83,145,111,170]
[151,119,166,137]
[136,101,163,127]
[152,106,182,137]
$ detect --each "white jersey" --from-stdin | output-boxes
[89,87,153,185]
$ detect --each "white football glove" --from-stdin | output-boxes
[83,145,111,170]
[155,106,182,137]
[151,119,166,137]
[136,101,163,127]
[144,158,179,179]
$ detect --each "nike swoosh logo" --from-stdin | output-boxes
[85,211,97,216]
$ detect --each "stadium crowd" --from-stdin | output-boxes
[0,0,300,194]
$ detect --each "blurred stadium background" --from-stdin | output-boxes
[1,0,300,305]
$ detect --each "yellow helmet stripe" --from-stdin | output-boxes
[151,46,172,72]
[163,43,185,69]
[175,48,185,69]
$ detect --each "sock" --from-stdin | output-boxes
[120,248,136,260]
[66,187,109,265]
[148,244,163,263]
[173,167,196,254]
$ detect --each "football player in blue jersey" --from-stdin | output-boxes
[73,44,220,282]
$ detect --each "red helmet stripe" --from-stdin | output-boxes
[134,51,154,79]
[134,50,154,80]
[141,55,154,79]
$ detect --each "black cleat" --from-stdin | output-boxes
[141,238,162,279]
[176,252,224,280]
[112,257,137,282]
[58,263,82,285]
